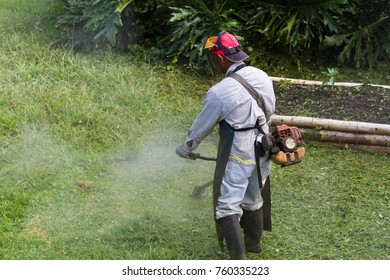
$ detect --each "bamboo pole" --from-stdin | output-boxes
[271,115,390,136]
[270,76,390,89]
[305,130,390,147]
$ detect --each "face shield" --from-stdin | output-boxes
[204,36,223,76]
[205,50,222,76]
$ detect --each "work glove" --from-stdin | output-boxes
[175,143,197,160]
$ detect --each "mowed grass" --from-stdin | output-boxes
[0,0,389,260]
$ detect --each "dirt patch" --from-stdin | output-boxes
[76,180,94,191]
[274,84,390,125]
[22,215,48,239]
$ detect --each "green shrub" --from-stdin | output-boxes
[323,0,390,68]
[164,0,239,65]
[243,0,348,50]
[57,0,124,50]
[57,0,170,51]
[56,0,390,68]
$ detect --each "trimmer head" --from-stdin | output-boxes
[190,180,213,198]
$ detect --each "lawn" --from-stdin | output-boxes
[0,0,388,260]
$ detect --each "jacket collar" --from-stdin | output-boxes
[226,61,246,77]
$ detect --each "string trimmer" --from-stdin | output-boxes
[188,152,216,197]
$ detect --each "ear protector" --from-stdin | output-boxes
[209,30,243,55]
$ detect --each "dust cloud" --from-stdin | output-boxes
[10,125,217,239]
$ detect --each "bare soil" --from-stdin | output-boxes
[274,84,390,125]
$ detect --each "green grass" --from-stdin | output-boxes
[0,0,389,260]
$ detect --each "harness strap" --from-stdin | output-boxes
[229,72,267,118]
[254,140,264,190]
[227,66,268,190]
[231,63,247,73]
[233,120,266,134]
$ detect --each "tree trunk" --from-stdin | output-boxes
[271,115,390,136]
[304,130,390,147]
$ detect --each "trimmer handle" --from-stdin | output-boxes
[188,153,217,161]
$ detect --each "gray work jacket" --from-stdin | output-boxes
[185,62,276,162]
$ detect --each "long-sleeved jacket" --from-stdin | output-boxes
[185,62,276,162]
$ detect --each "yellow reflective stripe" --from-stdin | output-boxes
[229,155,256,165]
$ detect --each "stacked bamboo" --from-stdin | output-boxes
[270,77,390,89]
[270,115,390,153]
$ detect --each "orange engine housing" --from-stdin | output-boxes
[274,124,304,152]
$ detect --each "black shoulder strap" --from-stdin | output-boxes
[229,70,270,198]
[229,72,267,117]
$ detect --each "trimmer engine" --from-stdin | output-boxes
[262,124,305,167]
[274,125,304,152]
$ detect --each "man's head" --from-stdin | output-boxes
[204,31,248,74]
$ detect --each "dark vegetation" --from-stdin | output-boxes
[57,0,390,70]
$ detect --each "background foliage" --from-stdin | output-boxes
[57,0,390,69]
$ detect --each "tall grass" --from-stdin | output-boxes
[0,0,388,260]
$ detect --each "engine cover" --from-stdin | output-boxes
[272,125,304,167]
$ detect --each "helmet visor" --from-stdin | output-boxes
[205,50,222,76]
[204,36,218,50]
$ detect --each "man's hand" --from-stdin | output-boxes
[175,143,197,160]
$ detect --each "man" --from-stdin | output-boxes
[176,31,276,259]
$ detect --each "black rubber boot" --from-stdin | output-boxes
[240,208,263,253]
[218,215,246,260]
